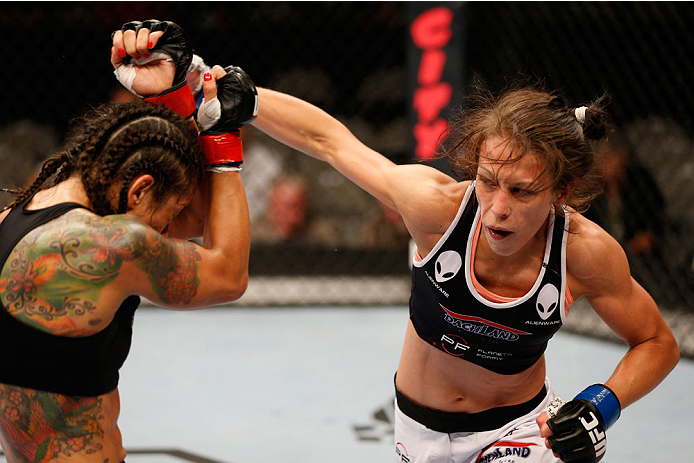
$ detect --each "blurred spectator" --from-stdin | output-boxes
[361,200,411,249]
[585,133,673,304]
[240,126,284,221]
[251,174,341,245]
[587,133,666,255]
[624,118,694,309]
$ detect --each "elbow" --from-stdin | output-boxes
[227,270,249,302]
[205,269,248,306]
[219,270,248,303]
[667,333,681,369]
[655,328,681,373]
[235,271,250,300]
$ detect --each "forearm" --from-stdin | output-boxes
[252,87,352,163]
[576,234,680,409]
[252,87,400,205]
[605,329,679,408]
[203,172,250,300]
[540,327,678,462]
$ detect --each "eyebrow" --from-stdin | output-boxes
[477,167,541,189]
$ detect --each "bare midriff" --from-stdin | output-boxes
[395,321,547,413]
[0,384,125,463]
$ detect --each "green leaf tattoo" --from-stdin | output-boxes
[0,210,202,333]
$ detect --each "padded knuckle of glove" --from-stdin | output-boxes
[116,19,196,119]
[216,65,258,128]
[546,384,620,463]
[547,400,606,463]
[121,20,193,83]
[197,65,258,135]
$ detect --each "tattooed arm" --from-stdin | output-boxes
[0,176,248,334]
[118,171,250,309]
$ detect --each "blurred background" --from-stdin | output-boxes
[1,1,693,356]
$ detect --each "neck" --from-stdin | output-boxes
[477,215,550,268]
[472,216,550,296]
[30,176,92,210]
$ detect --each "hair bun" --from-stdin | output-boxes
[574,106,588,124]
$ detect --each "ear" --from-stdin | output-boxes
[554,182,575,206]
[126,174,155,211]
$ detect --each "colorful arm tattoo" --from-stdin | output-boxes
[132,232,202,304]
[0,211,202,334]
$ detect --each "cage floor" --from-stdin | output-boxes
[1,306,691,463]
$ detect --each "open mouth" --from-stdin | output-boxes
[486,225,512,239]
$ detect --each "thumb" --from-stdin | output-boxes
[201,65,228,104]
[201,72,217,102]
[536,412,553,438]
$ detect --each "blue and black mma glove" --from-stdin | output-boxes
[113,19,196,119]
[196,65,259,172]
[547,384,622,463]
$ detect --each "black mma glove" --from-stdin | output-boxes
[547,384,621,463]
[114,19,196,119]
[196,65,258,172]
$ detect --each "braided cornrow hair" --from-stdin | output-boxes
[6,102,204,216]
[3,150,73,209]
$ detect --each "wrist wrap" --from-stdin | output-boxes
[198,131,243,167]
[143,80,196,119]
[574,384,621,430]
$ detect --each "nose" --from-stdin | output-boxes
[490,189,511,219]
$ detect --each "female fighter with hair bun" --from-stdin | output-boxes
[246,83,679,463]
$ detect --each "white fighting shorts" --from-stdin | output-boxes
[394,378,561,463]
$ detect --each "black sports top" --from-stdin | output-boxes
[0,197,140,396]
[409,182,569,375]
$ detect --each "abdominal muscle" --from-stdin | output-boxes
[0,384,125,463]
[395,321,547,413]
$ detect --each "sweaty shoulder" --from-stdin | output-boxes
[14,208,128,248]
[36,209,152,253]
[0,210,153,336]
[20,209,160,291]
[388,164,469,251]
[565,213,631,299]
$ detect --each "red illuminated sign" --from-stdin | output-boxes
[410,7,454,160]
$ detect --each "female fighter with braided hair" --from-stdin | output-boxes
[242,82,679,463]
[0,21,255,462]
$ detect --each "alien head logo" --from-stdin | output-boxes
[536,284,559,320]
[435,250,462,283]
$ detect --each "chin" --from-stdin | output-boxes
[489,245,517,257]
[484,232,519,257]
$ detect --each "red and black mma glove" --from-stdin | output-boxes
[196,66,258,172]
[113,19,196,119]
[547,384,622,463]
